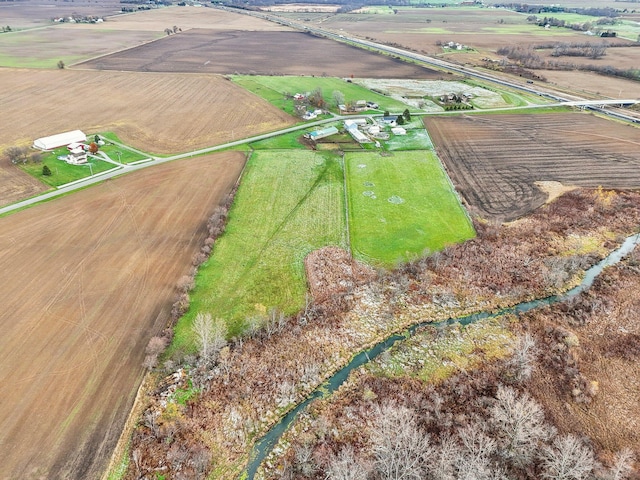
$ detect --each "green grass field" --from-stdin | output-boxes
[99,143,148,164]
[249,130,307,150]
[171,150,347,353]
[232,75,411,115]
[21,151,116,187]
[345,150,475,266]
[383,119,435,151]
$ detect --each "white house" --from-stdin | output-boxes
[33,130,87,150]
[66,143,88,164]
[344,119,367,130]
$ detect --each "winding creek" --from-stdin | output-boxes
[243,232,640,479]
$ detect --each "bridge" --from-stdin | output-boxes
[560,99,640,108]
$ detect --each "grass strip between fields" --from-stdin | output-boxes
[170,150,347,353]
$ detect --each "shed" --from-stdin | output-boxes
[307,126,339,141]
[344,119,367,129]
[347,128,371,144]
[33,130,86,150]
[391,127,407,135]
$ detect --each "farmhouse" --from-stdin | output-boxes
[66,143,88,165]
[33,130,87,151]
[380,116,397,127]
[302,109,323,120]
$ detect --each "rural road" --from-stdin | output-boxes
[2,16,638,218]
[2,95,637,218]
[0,117,338,216]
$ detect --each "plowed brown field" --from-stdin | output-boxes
[0,68,293,205]
[425,113,640,221]
[0,164,49,207]
[0,69,294,155]
[0,151,245,479]
[77,29,442,78]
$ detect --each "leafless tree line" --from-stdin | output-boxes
[4,146,42,165]
[278,329,634,480]
[496,44,640,81]
[317,386,635,480]
[142,188,237,370]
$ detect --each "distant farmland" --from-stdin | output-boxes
[425,112,640,221]
[77,29,444,78]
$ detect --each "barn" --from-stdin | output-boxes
[33,130,87,150]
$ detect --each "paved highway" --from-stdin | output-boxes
[219,6,640,123]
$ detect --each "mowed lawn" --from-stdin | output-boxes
[172,150,347,351]
[345,151,475,266]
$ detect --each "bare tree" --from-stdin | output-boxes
[294,442,317,477]
[540,434,596,480]
[142,336,167,369]
[30,151,43,164]
[490,385,551,467]
[5,146,29,164]
[427,435,457,480]
[505,333,537,382]
[371,403,432,480]
[309,87,325,109]
[332,90,345,107]
[192,313,227,362]
[456,421,497,480]
[325,445,369,480]
[606,448,635,480]
[176,275,195,293]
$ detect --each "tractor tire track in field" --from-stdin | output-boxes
[12,196,128,385]
[225,159,335,296]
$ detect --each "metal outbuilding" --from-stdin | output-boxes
[33,130,87,150]
[306,126,339,141]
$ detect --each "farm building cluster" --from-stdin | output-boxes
[305,116,406,146]
[32,130,96,165]
[293,91,380,119]
[338,100,379,113]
